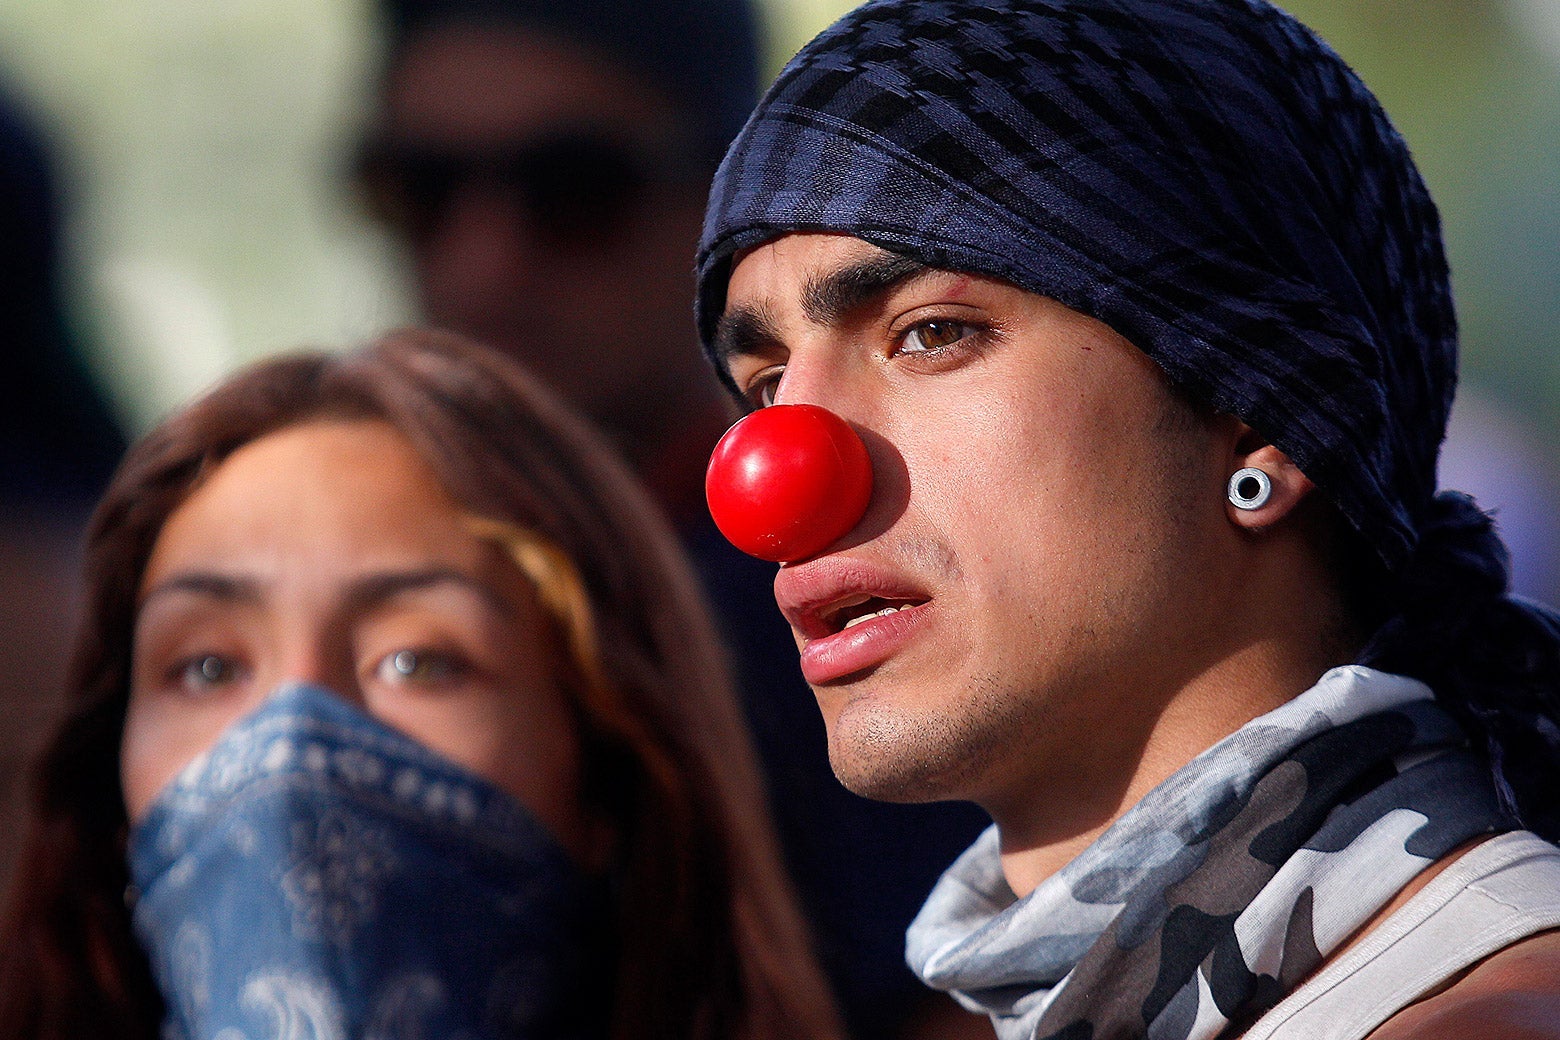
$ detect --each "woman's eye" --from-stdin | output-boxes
[377,648,465,687]
[900,319,974,354]
[175,653,242,690]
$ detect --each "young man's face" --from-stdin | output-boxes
[718,233,1246,827]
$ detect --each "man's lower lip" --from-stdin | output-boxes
[798,603,931,684]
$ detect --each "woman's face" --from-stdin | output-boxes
[122,419,591,858]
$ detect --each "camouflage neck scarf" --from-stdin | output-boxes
[905,667,1513,1040]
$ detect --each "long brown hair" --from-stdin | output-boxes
[0,329,843,1040]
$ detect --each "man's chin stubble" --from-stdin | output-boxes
[826,674,1030,805]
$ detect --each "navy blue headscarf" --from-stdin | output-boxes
[696,0,1560,834]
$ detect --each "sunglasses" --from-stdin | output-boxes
[354,132,708,245]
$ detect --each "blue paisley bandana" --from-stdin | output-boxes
[128,684,609,1040]
[905,667,1513,1040]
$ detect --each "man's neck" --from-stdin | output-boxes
[992,629,1354,899]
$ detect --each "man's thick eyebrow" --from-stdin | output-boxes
[713,303,783,369]
[801,252,930,327]
[713,252,934,371]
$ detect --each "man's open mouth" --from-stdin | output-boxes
[831,597,922,633]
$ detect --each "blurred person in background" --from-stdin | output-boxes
[0,80,128,888]
[352,1,988,1036]
[0,329,844,1040]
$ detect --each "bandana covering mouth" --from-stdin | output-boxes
[904,666,1513,1040]
[128,683,609,1040]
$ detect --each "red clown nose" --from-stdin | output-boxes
[705,404,873,563]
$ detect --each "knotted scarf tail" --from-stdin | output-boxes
[1362,491,1560,841]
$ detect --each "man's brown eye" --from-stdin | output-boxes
[900,320,971,354]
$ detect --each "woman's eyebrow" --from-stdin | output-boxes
[345,568,511,615]
[139,572,263,608]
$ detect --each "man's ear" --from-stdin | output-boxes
[1225,427,1315,530]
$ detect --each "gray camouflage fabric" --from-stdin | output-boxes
[905,666,1512,1040]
